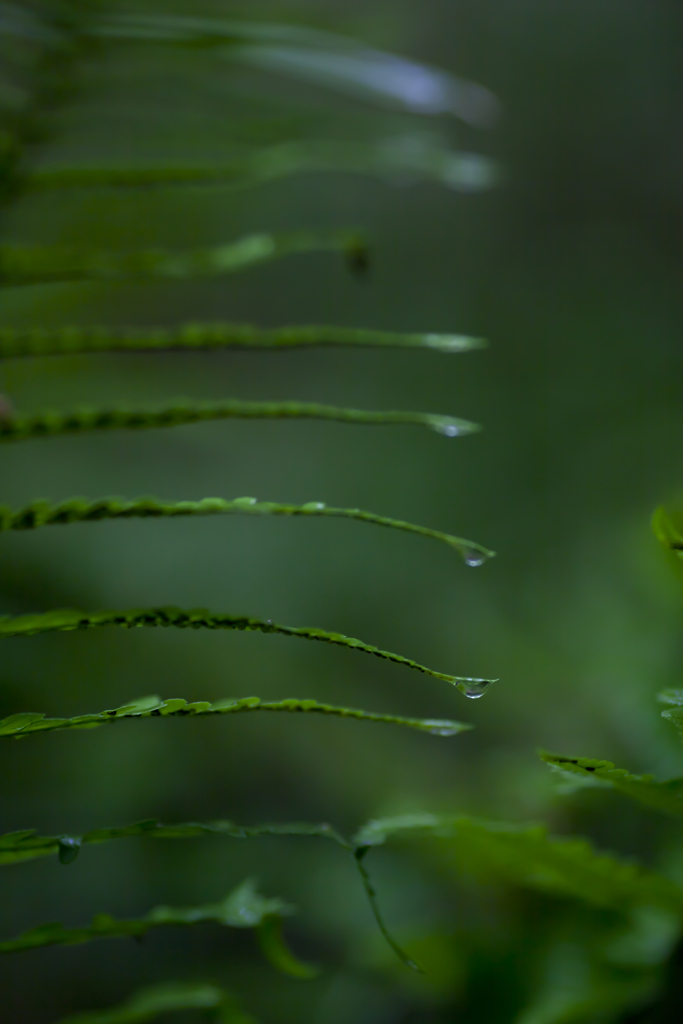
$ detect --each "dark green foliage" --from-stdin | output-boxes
[54,982,256,1024]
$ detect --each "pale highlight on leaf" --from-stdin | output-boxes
[352,815,683,913]
[0,400,478,443]
[0,322,485,359]
[0,694,472,744]
[0,609,494,695]
[0,230,365,285]
[0,495,495,567]
[658,690,683,744]
[540,752,683,817]
[54,982,256,1024]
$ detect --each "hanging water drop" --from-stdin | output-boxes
[457,678,494,699]
[462,548,488,567]
[58,836,81,865]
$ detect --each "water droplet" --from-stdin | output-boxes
[457,678,494,699]
[421,719,462,736]
[232,496,257,507]
[301,502,326,511]
[462,548,488,567]
[58,836,81,865]
[429,416,478,438]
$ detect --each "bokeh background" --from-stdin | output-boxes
[1,1,683,1021]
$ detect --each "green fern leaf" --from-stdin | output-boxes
[0,878,298,959]
[0,230,366,285]
[0,816,349,868]
[54,982,256,1024]
[0,694,472,743]
[0,495,494,566]
[26,138,496,195]
[0,322,484,358]
[0,609,494,696]
[0,400,478,443]
[352,815,683,912]
[540,752,683,816]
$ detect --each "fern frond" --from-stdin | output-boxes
[0,323,484,358]
[0,608,494,696]
[25,139,496,195]
[0,694,472,742]
[0,496,494,566]
[54,982,256,1024]
[352,815,683,913]
[0,878,310,977]
[0,230,365,285]
[540,752,683,817]
[0,400,478,442]
[0,816,350,868]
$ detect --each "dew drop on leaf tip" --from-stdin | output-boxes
[458,678,493,699]
[462,548,488,567]
[422,719,462,736]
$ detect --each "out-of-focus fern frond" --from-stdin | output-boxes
[0,496,494,566]
[26,138,497,195]
[91,15,499,128]
[0,877,312,978]
[0,322,485,358]
[0,608,494,696]
[53,982,256,1024]
[541,752,683,816]
[0,815,350,868]
[352,815,683,913]
[0,399,478,443]
[0,694,471,744]
[0,230,366,285]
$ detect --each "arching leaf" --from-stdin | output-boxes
[540,752,683,817]
[0,399,478,443]
[0,609,495,697]
[0,495,494,567]
[0,693,472,745]
[0,322,485,358]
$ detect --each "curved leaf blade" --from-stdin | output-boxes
[0,495,494,566]
[0,693,472,744]
[0,322,485,358]
[0,400,478,443]
[0,230,365,286]
[540,752,683,817]
[0,879,292,954]
[0,609,494,696]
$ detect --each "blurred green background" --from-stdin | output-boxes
[1,1,683,1021]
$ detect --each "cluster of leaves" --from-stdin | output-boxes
[0,3,500,1020]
